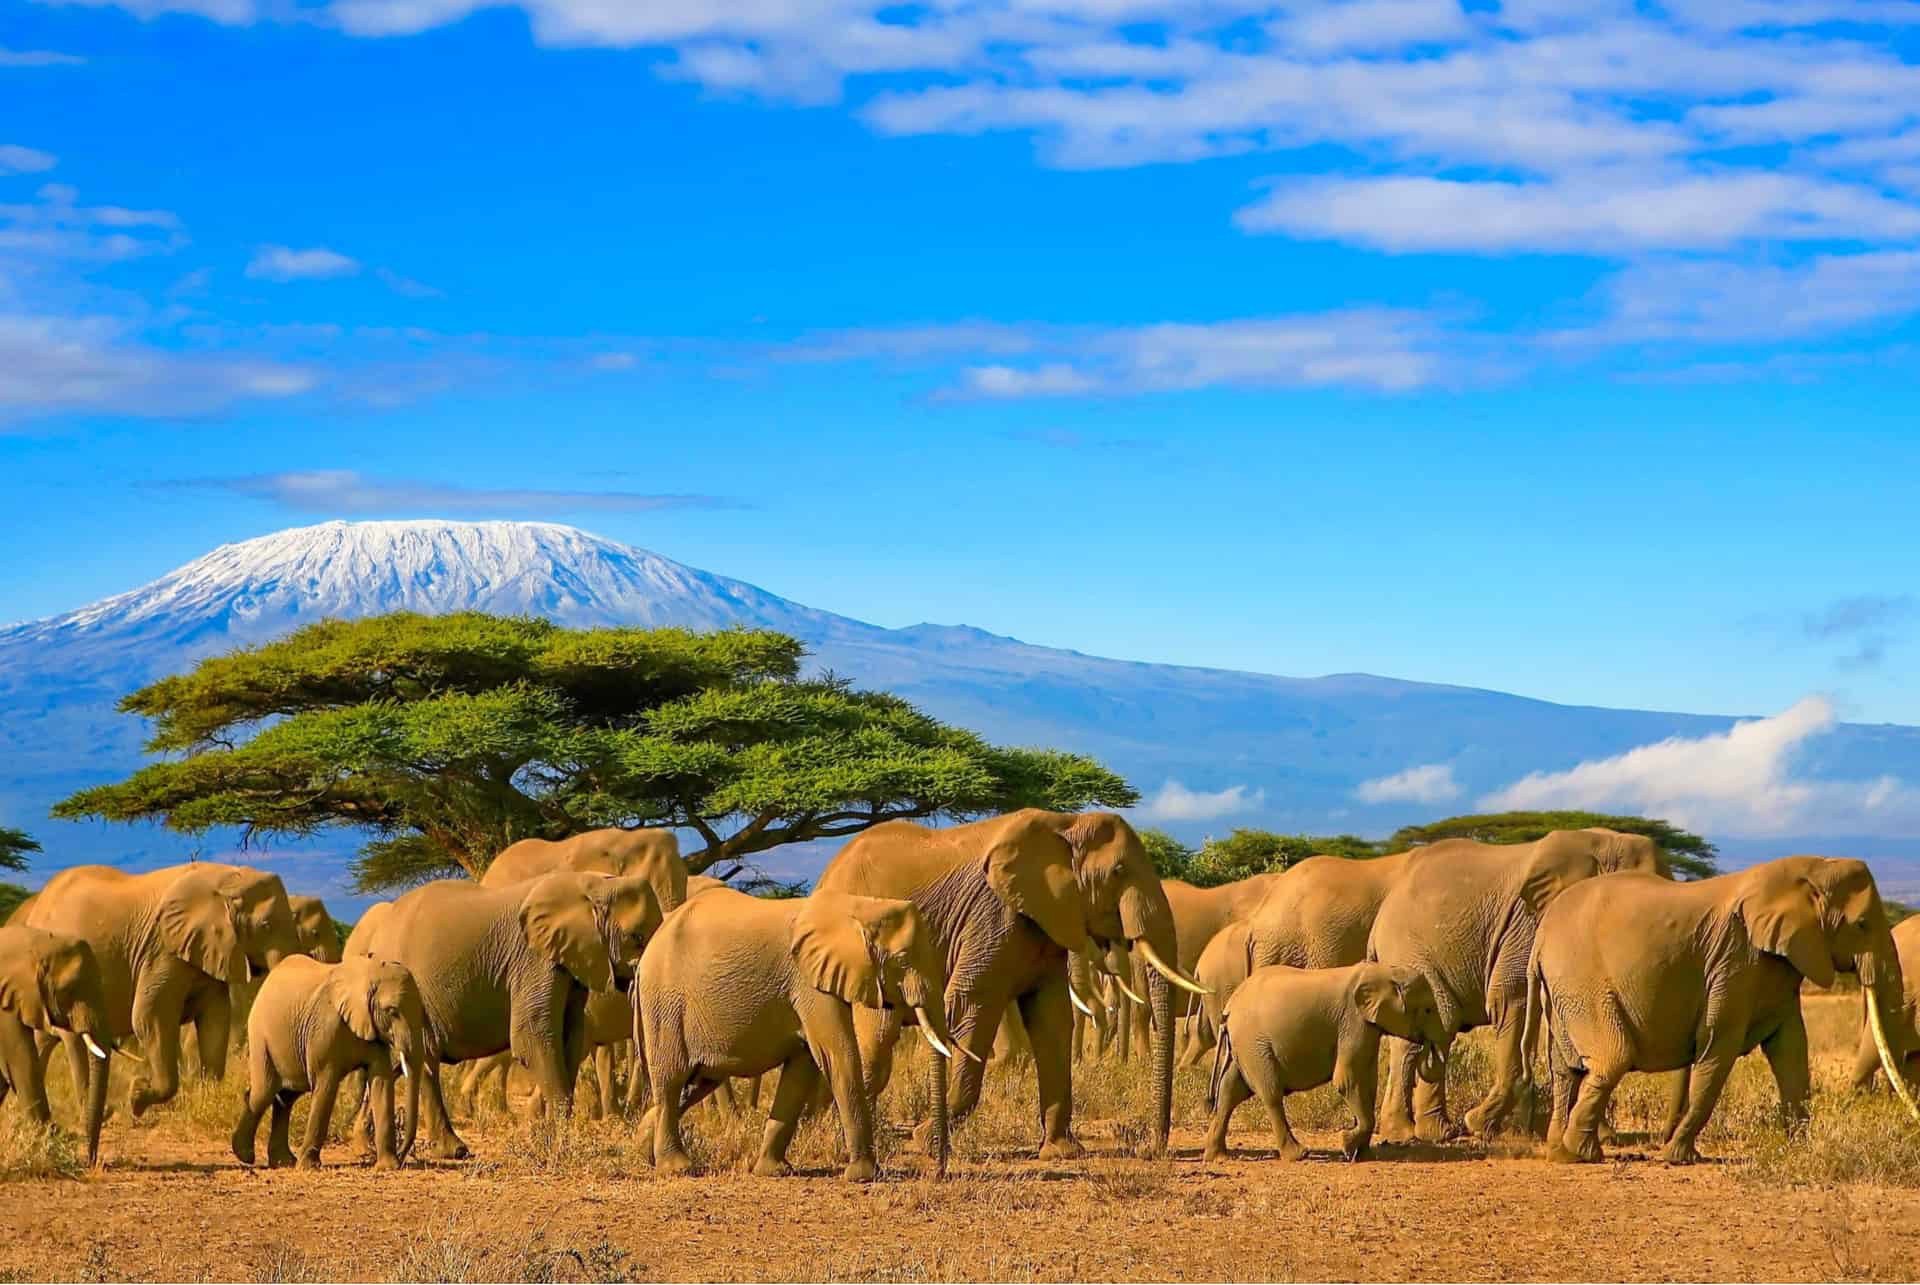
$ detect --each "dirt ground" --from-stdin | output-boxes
[3,994,1917,1283]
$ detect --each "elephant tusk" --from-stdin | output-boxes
[1867,989,1920,1124]
[1112,975,1146,1006]
[1068,986,1096,1018]
[399,1052,410,1080]
[917,1022,953,1060]
[1137,939,1211,997]
[82,1034,108,1060]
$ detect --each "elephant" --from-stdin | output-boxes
[19,862,300,1120]
[1367,828,1668,1141]
[1204,962,1450,1162]
[482,827,687,918]
[348,871,662,1158]
[1194,920,1255,1056]
[635,885,965,1181]
[1852,912,1920,1092]
[813,809,1206,1160]
[233,955,432,1171]
[0,925,116,1164]
[1124,876,1284,1065]
[1532,855,1912,1165]
[290,895,344,963]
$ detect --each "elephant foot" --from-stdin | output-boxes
[842,1157,879,1183]
[1341,1130,1373,1161]
[231,1129,256,1167]
[1038,1135,1086,1162]
[657,1149,695,1177]
[430,1136,471,1161]
[1277,1139,1306,1163]
[1660,1139,1702,1166]
[751,1155,793,1178]
[1416,1119,1465,1144]
[1377,1114,1416,1144]
[296,1152,322,1171]
[1463,1105,1500,1137]
[1546,1141,1589,1165]
[373,1154,401,1172]
[267,1147,297,1169]
[1202,1141,1231,1163]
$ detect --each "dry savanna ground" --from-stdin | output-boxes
[4,992,1920,1283]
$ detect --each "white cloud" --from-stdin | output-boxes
[1481,697,1920,836]
[167,468,741,514]
[958,363,1101,398]
[245,245,362,282]
[1355,763,1462,804]
[375,266,441,298]
[0,48,86,67]
[0,145,56,175]
[1135,780,1267,822]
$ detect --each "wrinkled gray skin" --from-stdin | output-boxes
[815,810,1200,1160]
[0,925,115,1164]
[1368,828,1669,1141]
[18,862,300,1124]
[482,827,688,922]
[229,893,343,1054]
[233,955,432,1170]
[1853,913,1920,1092]
[1534,856,1907,1164]
[348,872,662,1159]
[635,887,959,1182]
[1205,962,1450,1162]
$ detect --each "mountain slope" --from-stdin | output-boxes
[5,519,1920,904]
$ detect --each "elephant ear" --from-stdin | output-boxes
[156,869,246,984]
[790,898,882,1007]
[1740,876,1835,988]
[330,961,380,1043]
[518,877,616,993]
[1516,834,1602,918]
[1353,967,1398,1028]
[0,941,49,1030]
[983,823,1090,954]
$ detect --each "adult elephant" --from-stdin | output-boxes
[1534,856,1913,1163]
[1124,876,1283,1066]
[290,895,344,963]
[1369,828,1668,1141]
[0,925,117,1165]
[482,827,687,918]
[813,809,1205,1159]
[351,871,662,1158]
[20,862,300,1118]
[1853,912,1920,1092]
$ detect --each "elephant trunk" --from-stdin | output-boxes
[84,1036,110,1167]
[1147,968,1173,1155]
[1117,890,1183,1156]
[927,1025,949,1176]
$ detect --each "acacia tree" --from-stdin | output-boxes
[1141,827,1381,887]
[56,613,1137,893]
[1387,810,1719,879]
[0,826,37,920]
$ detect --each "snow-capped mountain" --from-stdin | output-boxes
[7,518,1920,907]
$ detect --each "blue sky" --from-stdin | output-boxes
[5,0,1920,725]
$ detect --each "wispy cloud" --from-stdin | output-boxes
[167,468,744,516]
[1354,763,1461,805]
[1481,697,1920,836]
[375,266,442,298]
[1800,594,1915,671]
[245,245,362,282]
[0,48,86,67]
[0,145,57,176]
[1135,780,1266,822]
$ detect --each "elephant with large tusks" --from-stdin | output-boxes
[233,955,433,1170]
[17,862,300,1123]
[1127,875,1284,1067]
[1368,828,1669,1141]
[0,925,116,1165]
[1852,912,1920,1093]
[636,886,964,1181]
[347,871,662,1159]
[1533,855,1916,1164]
[813,809,1206,1160]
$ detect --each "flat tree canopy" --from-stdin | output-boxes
[1387,810,1719,879]
[1147,827,1381,887]
[0,826,37,874]
[55,612,1137,892]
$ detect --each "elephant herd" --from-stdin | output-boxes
[1,813,1916,1180]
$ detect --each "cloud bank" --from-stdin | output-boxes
[1355,763,1461,805]
[1136,780,1267,823]
[168,469,744,516]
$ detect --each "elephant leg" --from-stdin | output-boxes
[299,1066,344,1169]
[1661,1045,1738,1165]
[1554,1053,1624,1165]
[1464,1002,1526,1137]
[1377,1036,1420,1142]
[852,1003,903,1101]
[1545,1029,1574,1157]
[130,1004,186,1117]
[1658,1069,1689,1144]
[267,1090,299,1168]
[370,1065,400,1170]
[59,1031,91,1129]
[802,1001,877,1183]
[648,1062,698,1176]
[1336,1044,1380,1161]
[1203,1061,1250,1162]
[1852,1026,1883,1090]
[193,988,232,1081]
[421,1063,470,1160]
[231,1041,277,1165]
[1411,1047,1458,1142]
[594,1044,615,1120]
[1021,974,1083,1161]
[0,1021,45,1124]
[754,1051,821,1177]
[1761,1009,1812,1135]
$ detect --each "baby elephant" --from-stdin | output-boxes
[233,955,430,1170]
[636,887,968,1182]
[1206,962,1449,1162]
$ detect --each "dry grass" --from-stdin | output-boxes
[0,1114,84,1180]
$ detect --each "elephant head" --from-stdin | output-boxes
[792,893,963,1051]
[156,865,301,985]
[517,872,658,995]
[984,810,1206,1152]
[572,830,688,915]
[290,895,343,963]
[332,957,432,1164]
[588,875,664,987]
[1353,963,1452,1081]
[0,926,114,1162]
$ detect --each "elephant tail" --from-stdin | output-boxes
[1207,1007,1234,1114]
[1520,935,1545,1081]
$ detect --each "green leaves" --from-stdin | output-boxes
[1150,828,1384,887]
[58,612,1136,893]
[0,827,40,874]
